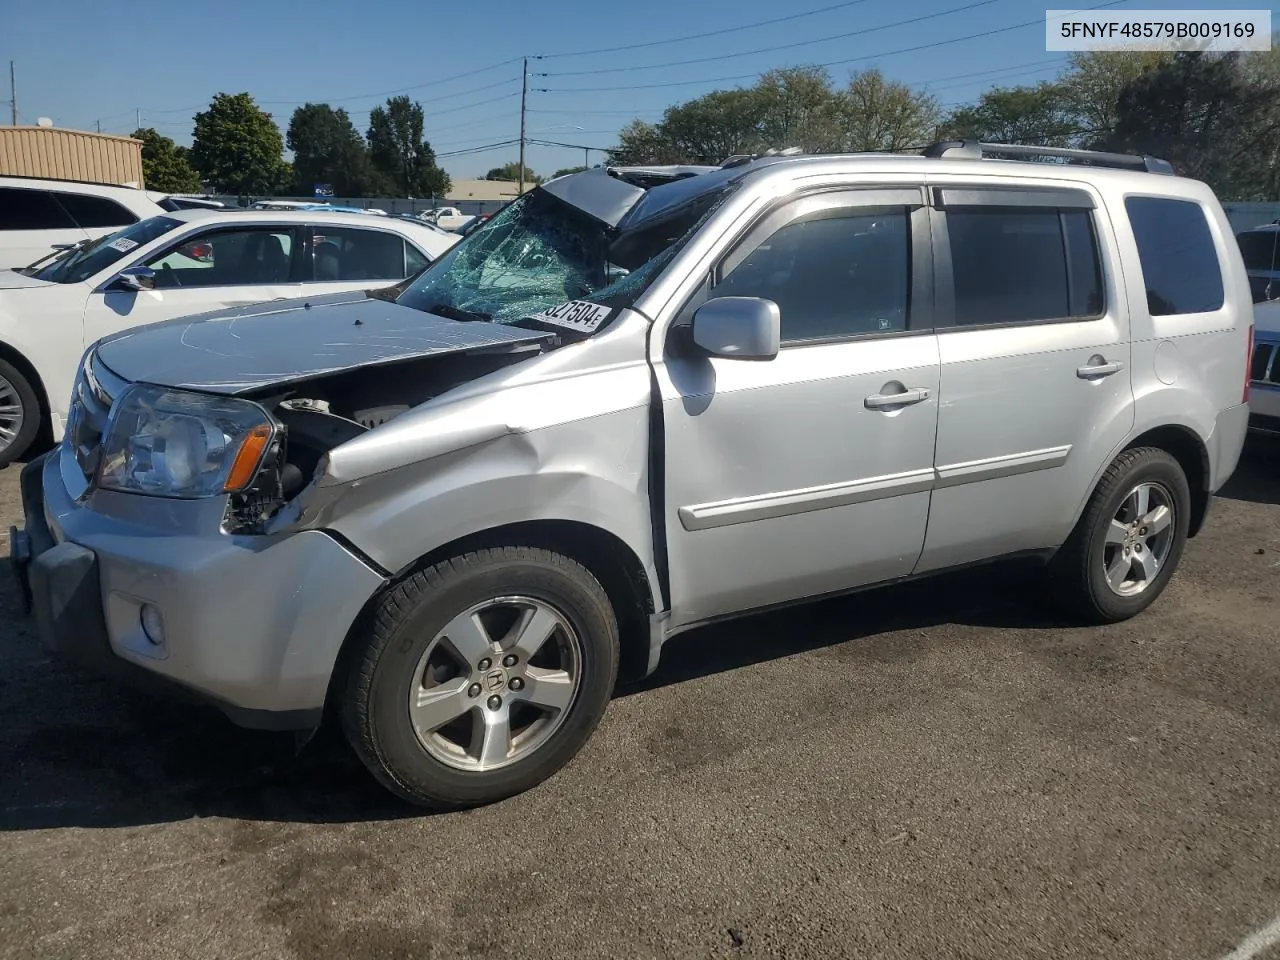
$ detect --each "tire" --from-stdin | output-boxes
[0,357,41,468]
[1049,446,1191,624]
[341,546,620,809]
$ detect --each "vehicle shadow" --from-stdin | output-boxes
[1217,436,1279,506]
[0,560,1061,832]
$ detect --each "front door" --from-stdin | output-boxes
[653,187,941,629]
[914,183,1135,573]
[84,224,303,347]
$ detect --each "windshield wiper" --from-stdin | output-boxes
[423,302,492,323]
[20,239,89,275]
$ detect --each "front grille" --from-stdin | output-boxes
[1252,340,1280,386]
[67,351,130,483]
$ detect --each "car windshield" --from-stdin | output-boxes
[395,182,731,327]
[1237,230,1280,272]
[32,216,181,284]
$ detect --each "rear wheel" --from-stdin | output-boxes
[341,546,619,809]
[1049,447,1191,623]
[0,358,41,468]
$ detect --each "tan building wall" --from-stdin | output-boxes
[0,127,145,186]
[445,178,530,202]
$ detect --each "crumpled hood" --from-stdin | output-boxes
[93,290,555,395]
[0,270,55,290]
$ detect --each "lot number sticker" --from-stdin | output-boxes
[108,238,139,253]
[530,300,612,334]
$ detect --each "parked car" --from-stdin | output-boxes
[0,175,168,269]
[0,208,459,464]
[12,142,1253,810]
[1249,298,1280,435]
[1234,221,1280,303]
[422,206,477,232]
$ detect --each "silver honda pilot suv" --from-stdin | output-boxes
[12,142,1254,809]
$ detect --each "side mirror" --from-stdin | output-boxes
[113,265,157,292]
[691,296,780,361]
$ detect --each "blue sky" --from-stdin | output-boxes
[3,0,1276,181]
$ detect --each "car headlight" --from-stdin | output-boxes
[97,384,276,498]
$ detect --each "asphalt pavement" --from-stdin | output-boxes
[1,439,1278,960]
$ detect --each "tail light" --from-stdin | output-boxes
[1244,323,1254,403]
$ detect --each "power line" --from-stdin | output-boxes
[538,0,1126,93]
[259,57,524,106]
[538,0,1001,78]
[537,0,880,59]
[435,139,521,159]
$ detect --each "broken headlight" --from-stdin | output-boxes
[97,384,277,499]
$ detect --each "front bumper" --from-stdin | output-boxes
[10,448,387,730]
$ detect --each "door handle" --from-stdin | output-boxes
[864,387,931,410]
[1076,359,1125,379]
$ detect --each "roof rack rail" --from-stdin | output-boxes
[922,139,1174,176]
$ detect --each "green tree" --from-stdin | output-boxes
[1057,50,1175,144]
[941,83,1078,146]
[835,68,940,152]
[366,96,451,198]
[1107,51,1280,199]
[287,103,374,196]
[660,88,765,163]
[189,93,290,196]
[484,162,541,183]
[609,120,685,165]
[130,127,202,193]
[551,166,588,178]
[756,66,841,152]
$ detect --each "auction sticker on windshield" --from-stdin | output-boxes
[108,238,139,253]
[529,300,612,334]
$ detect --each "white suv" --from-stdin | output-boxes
[0,176,167,269]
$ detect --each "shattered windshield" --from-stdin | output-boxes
[396,181,732,328]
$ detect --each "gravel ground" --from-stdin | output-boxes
[1,439,1278,960]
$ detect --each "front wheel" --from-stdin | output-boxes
[341,546,620,809]
[1049,446,1191,623]
[0,358,41,468]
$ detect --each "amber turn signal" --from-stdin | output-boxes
[223,423,273,492]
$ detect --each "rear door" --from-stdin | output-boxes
[82,224,305,346]
[914,182,1134,573]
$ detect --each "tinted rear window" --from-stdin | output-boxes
[0,187,77,230]
[1125,197,1224,316]
[1236,230,1280,272]
[947,207,1103,326]
[56,192,138,229]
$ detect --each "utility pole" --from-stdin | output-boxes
[518,57,528,196]
[96,120,101,133]
[9,61,15,125]
[135,107,140,130]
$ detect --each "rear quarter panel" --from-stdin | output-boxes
[1091,177,1251,494]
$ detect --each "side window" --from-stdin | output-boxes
[404,241,430,277]
[143,228,294,287]
[55,193,138,229]
[946,206,1102,326]
[1124,196,1225,316]
[0,187,77,230]
[714,207,911,341]
[310,228,408,282]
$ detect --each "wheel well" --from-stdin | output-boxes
[328,521,657,716]
[0,341,52,445]
[1124,425,1210,538]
